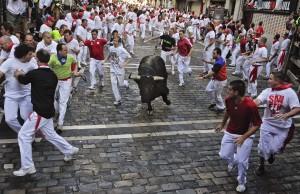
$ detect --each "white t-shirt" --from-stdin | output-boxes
[36,40,58,54]
[75,25,88,41]
[10,35,20,45]
[139,14,147,24]
[0,58,37,99]
[55,19,69,30]
[270,41,280,57]
[94,16,103,30]
[87,18,96,31]
[280,38,291,51]
[125,23,135,35]
[108,46,131,74]
[60,38,79,59]
[204,30,215,51]
[258,88,300,129]
[112,23,124,35]
[39,0,52,9]
[6,0,27,15]
[251,47,268,65]
[224,33,233,48]
[39,24,52,34]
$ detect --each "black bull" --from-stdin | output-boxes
[129,55,171,115]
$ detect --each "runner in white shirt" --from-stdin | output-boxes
[112,16,125,35]
[105,38,131,106]
[139,11,147,40]
[221,29,233,60]
[36,32,58,55]
[39,16,55,38]
[124,19,135,55]
[265,34,280,79]
[277,33,291,71]
[248,37,268,97]
[255,71,300,176]
[55,15,70,30]
[105,11,115,36]
[75,19,89,66]
[203,23,216,73]
[0,44,37,132]
[60,29,80,59]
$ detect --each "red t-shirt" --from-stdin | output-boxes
[255,26,264,38]
[177,38,192,57]
[240,37,248,53]
[225,97,262,135]
[84,38,107,60]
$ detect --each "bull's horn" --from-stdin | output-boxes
[153,76,165,80]
[129,74,141,80]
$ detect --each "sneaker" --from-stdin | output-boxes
[208,104,216,110]
[229,63,235,67]
[13,166,36,176]
[64,147,79,162]
[113,101,121,106]
[212,107,225,114]
[55,125,63,135]
[236,184,246,193]
[231,72,241,76]
[88,86,96,90]
[179,83,184,87]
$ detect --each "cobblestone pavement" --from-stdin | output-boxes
[1,38,300,194]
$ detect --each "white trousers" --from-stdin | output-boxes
[242,59,251,80]
[265,58,277,78]
[258,124,289,160]
[205,79,227,109]
[234,56,246,74]
[89,58,104,87]
[18,112,74,169]
[219,132,254,185]
[140,23,146,39]
[247,65,263,97]
[221,46,231,60]
[55,79,72,126]
[126,35,135,53]
[203,49,213,72]
[177,55,191,84]
[4,96,32,133]
[77,46,88,64]
[110,70,127,102]
[231,46,240,66]
[161,50,175,74]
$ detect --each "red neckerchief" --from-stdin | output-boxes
[273,40,278,44]
[272,84,292,91]
[258,44,266,48]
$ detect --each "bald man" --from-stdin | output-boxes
[0,36,15,64]
[36,32,58,55]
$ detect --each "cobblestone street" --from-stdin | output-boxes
[0,38,300,194]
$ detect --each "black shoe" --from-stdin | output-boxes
[208,104,216,110]
[214,108,225,114]
[268,154,275,164]
[55,128,63,135]
[255,165,265,176]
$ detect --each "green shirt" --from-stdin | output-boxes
[49,54,76,80]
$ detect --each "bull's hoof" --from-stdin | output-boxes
[165,100,171,105]
[147,110,153,115]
